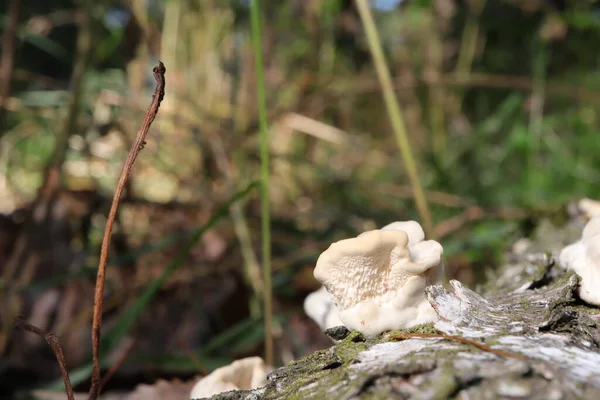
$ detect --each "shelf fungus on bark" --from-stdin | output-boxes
[578,198,600,219]
[303,286,344,331]
[559,216,600,307]
[313,220,443,337]
[190,357,270,399]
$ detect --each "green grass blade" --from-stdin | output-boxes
[19,33,71,62]
[249,0,273,366]
[99,186,258,353]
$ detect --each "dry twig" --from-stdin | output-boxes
[15,317,75,400]
[88,61,166,400]
[388,332,527,361]
[99,339,136,391]
[433,206,529,239]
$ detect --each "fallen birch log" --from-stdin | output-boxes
[203,218,600,399]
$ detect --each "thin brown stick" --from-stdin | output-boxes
[340,72,600,104]
[377,182,470,209]
[88,61,166,400]
[180,338,208,376]
[433,206,529,239]
[388,333,527,361]
[0,0,21,135]
[15,317,75,400]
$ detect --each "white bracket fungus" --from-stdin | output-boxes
[303,286,343,331]
[190,357,270,399]
[559,216,600,307]
[313,220,443,337]
[578,198,600,219]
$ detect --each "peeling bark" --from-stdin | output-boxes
[201,220,600,400]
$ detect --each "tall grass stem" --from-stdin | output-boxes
[250,0,274,366]
[355,0,434,237]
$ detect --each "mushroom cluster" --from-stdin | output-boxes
[559,216,600,307]
[311,221,443,337]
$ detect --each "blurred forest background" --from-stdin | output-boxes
[1,0,600,396]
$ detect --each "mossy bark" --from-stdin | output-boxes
[203,220,600,399]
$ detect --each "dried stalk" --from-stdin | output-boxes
[355,0,434,238]
[88,61,166,400]
[15,317,74,400]
[99,339,136,391]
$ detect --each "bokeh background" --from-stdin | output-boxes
[1,0,600,396]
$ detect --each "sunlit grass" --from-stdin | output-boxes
[355,0,434,238]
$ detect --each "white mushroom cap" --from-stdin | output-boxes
[314,221,442,337]
[380,220,425,244]
[582,216,600,240]
[579,198,600,219]
[559,216,600,307]
[381,220,446,284]
[303,286,344,331]
[190,357,269,399]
